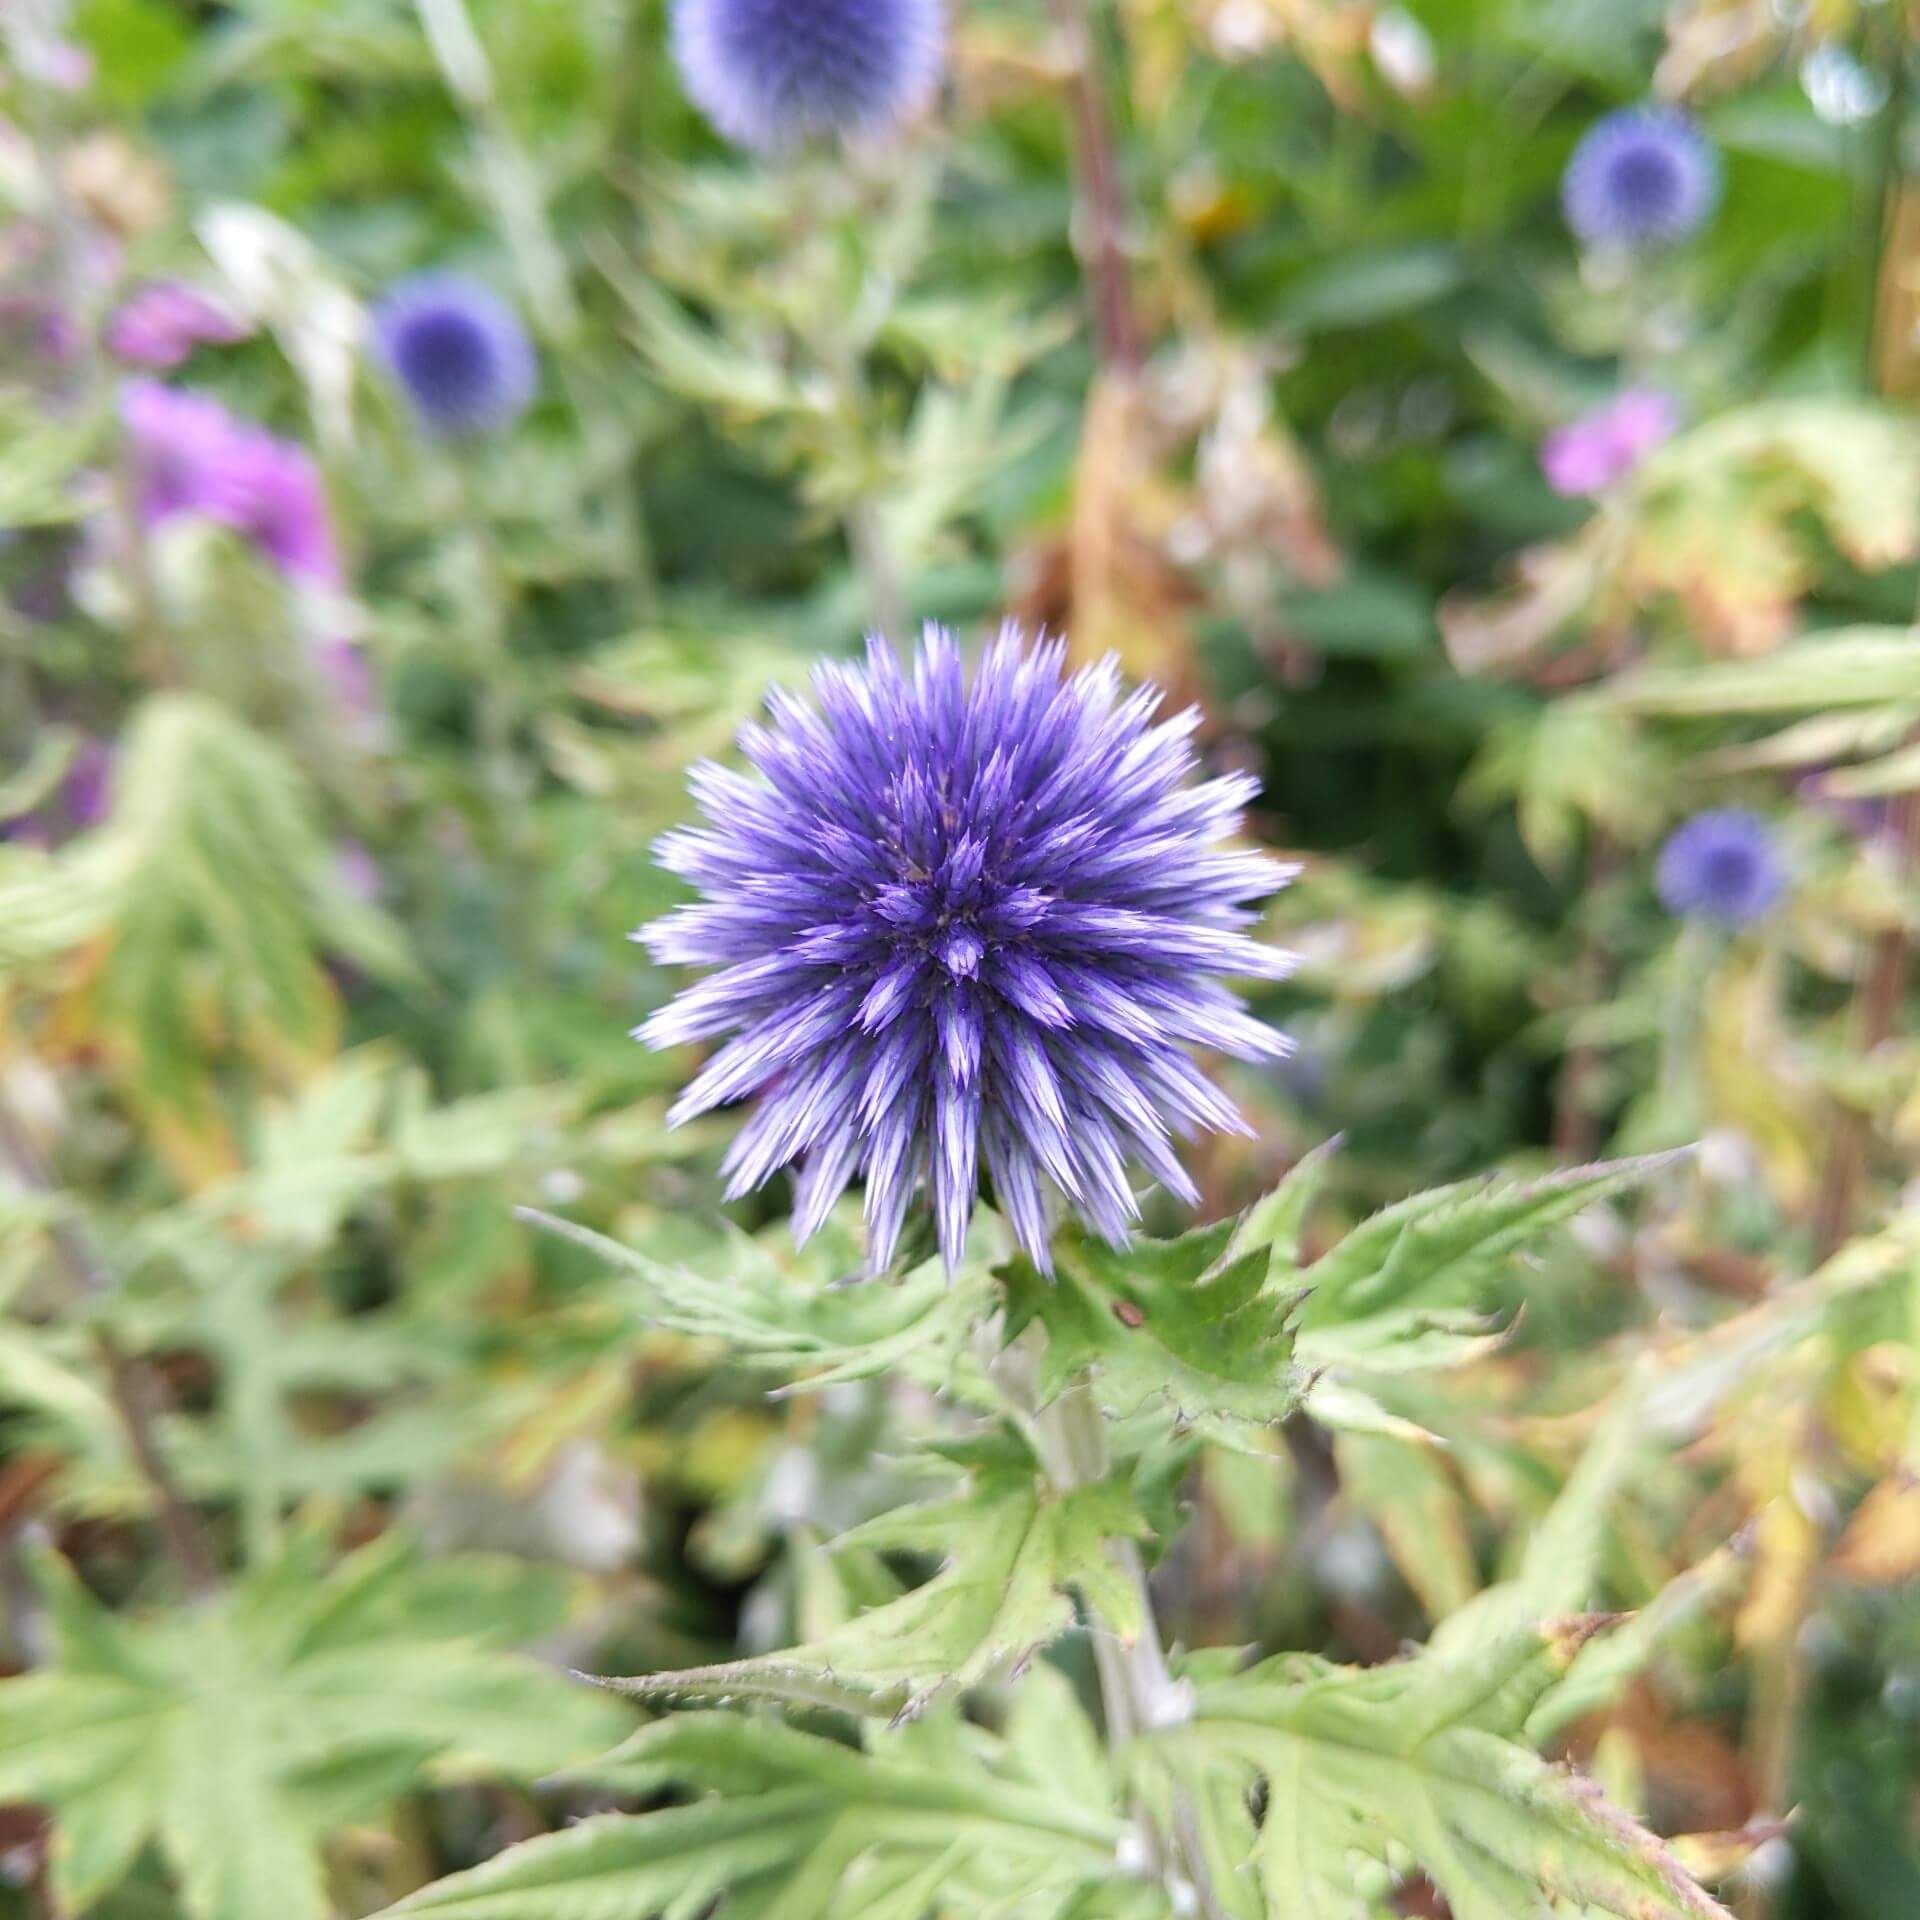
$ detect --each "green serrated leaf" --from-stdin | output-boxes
[1159,1625,1733,1920]
[595,1454,1146,1718]
[520,1207,995,1396]
[1430,1380,1646,1656]
[388,1704,1130,1920]
[1228,1137,1342,1273]
[1296,1152,1681,1381]
[1000,1219,1300,1442]
[1526,1542,1745,1749]
[0,1542,629,1920]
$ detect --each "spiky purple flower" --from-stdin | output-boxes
[1562,107,1718,250]
[371,274,536,437]
[1655,810,1785,927]
[638,627,1294,1273]
[671,0,944,153]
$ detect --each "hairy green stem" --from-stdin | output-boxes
[1858,11,1911,388]
[796,163,912,643]
[846,495,907,643]
[1036,1381,1226,1920]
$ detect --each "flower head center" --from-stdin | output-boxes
[1606,145,1682,220]
[395,309,497,409]
[1702,844,1757,903]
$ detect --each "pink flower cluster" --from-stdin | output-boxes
[107,282,251,369]
[1540,388,1678,498]
[118,384,373,722]
[121,381,338,588]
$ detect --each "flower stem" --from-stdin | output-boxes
[7,1,172,682]
[1657,915,1714,1147]
[1811,772,1920,1262]
[1036,1380,1227,1920]
[1051,0,1143,375]
[0,1096,219,1599]
[846,495,907,643]
[414,0,579,341]
[1812,30,1919,1261]
[1552,832,1621,1162]
[799,165,912,642]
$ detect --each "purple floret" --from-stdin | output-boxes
[106,282,250,369]
[120,381,339,586]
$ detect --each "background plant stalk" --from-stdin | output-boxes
[0,1094,219,1599]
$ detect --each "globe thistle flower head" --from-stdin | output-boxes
[1562,107,1718,250]
[638,626,1295,1274]
[371,274,536,437]
[671,0,944,153]
[1655,810,1786,927]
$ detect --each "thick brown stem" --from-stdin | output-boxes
[0,1100,220,1598]
[1051,0,1142,375]
[1809,24,1916,1263]
[1812,772,1920,1261]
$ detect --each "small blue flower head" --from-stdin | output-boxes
[1562,107,1719,250]
[671,0,944,153]
[638,626,1295,1273]
[370,274,536,437]
[1655,810,1786,927]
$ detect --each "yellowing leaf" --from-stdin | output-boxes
[1830,1473,1920,1585]
[1064,373,1200,700]
[1700,954,1820,1211]
[1735,1495,1820,1654]
[1334,1430,1479,1620]
[0,696,415,1124]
